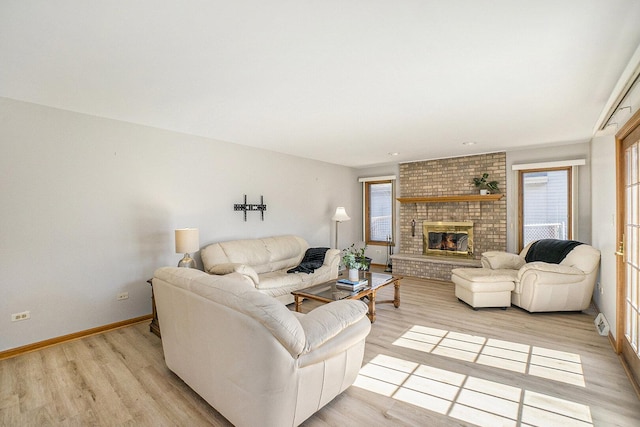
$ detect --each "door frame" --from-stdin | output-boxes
[616,109,640,354]
[615,111,640,386]
[615,108,640,398]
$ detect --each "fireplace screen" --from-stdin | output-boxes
[423,221,473,257]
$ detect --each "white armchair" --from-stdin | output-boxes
[481,240,601,312]
[152,266,371,427]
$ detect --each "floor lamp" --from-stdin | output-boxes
[332,207,351,249]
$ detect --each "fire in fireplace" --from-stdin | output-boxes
[423,221,474,257]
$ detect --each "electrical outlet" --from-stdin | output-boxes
[11,311,30,322]
[117,292,129,301]
[599,282,604,295]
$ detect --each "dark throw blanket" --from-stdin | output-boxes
[287,247,330,274]
[524,239,583,264]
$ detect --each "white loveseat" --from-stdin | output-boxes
[153,267,371,427]
[201,235,340,304]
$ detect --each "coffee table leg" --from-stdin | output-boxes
[394,281,400,308]
[294,295,302,313]
[368,292,376,323]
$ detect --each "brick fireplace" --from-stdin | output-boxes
[392,152,507,281]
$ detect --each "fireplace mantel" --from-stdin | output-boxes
[396,194,503,204]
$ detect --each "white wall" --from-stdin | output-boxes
[505,142,592,253]
[0,97,361,352]
[590,132,619,339]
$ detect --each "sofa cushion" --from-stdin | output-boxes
[209,263,260,285]
[221,239,272,267]
[452,267,518,284]
[201,235,307,274]
[256,270,309,290]
[261,236,307,272]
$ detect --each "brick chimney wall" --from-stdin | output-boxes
[394,152,507,280]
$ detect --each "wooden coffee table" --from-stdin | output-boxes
[292,272,402,323]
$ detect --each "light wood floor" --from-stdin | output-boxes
[2,273,640,426]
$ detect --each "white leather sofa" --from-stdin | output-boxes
[153,266,371,427]
[201,235,340,305]
[452,240,601,312]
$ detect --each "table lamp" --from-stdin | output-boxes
[175,228,199,268]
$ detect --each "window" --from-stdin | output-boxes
[518,167,571,250]
[364,179,395,245]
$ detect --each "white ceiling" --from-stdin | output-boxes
[2,1,640,168]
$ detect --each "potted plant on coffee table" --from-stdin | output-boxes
[342,243,369,281]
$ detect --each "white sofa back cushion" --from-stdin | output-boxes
[201,235,308,274]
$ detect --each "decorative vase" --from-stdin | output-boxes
[348,268,359,282]
[480,189,489,195]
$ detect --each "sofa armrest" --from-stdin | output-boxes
[323,249,341,266]
[209,263,259,285]
[481,251,526,270]
[297,300,371,367]
[298,300,369,353]
[518,262,585,284]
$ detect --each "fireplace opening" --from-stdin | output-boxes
[428,232,468,251]
[423,221,473,257]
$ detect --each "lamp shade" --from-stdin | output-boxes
[332,207,351,222]
[175,228,199,254]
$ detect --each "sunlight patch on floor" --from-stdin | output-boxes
[354,354,593,427]
[392,325,585,387]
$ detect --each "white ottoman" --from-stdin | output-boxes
[451,268,517,310]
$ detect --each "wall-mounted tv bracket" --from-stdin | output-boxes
[234,195,267,221]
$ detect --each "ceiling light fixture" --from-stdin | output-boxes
[462,141,477,146]
[388,152,399,156]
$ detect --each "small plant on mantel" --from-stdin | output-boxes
[473,173,500,194]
